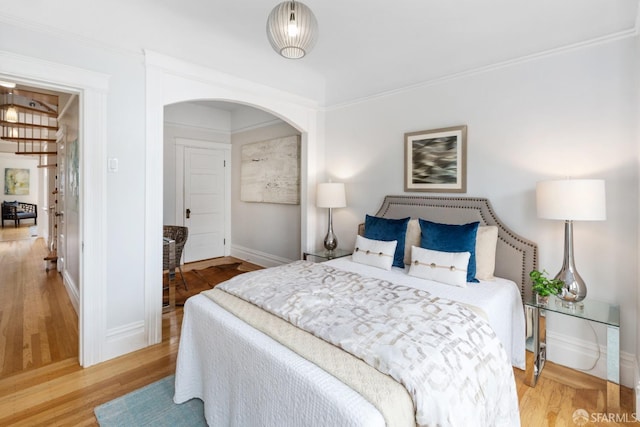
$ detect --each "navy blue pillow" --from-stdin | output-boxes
[364,215,410,268]
[419,219,480,283]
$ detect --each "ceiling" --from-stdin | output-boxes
[1,0,638,106]
[187,0,640,106]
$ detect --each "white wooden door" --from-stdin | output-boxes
[183,147,226,262]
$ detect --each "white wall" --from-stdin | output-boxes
[0,154,39,207]
[325,37,638,386]
[0,152,41,235]
[231,121,301,265]
[0,21,147,349]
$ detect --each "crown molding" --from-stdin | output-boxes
[164,120,231,136]
[325,27,638,111]
[2,10,636,114]
[231,118,284,134]
[0,12,142,59]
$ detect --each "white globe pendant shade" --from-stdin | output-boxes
[266,1,318,59]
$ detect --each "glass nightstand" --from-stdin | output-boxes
[524,295,620,411]
[303,248,352,262]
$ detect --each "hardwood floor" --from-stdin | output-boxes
[515,356,637,426]
[0,227,636,425]
[0,226,78,378]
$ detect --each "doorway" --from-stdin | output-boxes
[146,50,320,347]
[0,83,80,376]
[1,50,110,367]
[163,101,302,268]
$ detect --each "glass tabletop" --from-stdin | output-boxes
[304,248,352,260]
[525,295,619,327]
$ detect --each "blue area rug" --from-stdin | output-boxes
[94,375,206,426]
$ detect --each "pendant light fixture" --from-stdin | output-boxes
[266,1,318,59]
[6,92,18,123]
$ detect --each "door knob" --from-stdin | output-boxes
[186,208,191,219]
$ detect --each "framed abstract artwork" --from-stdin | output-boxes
[4,168,30,195]
[240,135,301,204]
[404,125,467,193]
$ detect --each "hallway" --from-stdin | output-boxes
[0,224,78,378]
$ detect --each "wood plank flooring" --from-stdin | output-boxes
[0,226,78,378]
[0,226,636,426]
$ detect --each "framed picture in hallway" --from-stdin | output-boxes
[404,125,467,193]
[4,168,30,195]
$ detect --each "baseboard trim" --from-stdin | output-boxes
[62,270,79,314]
[547,330,635,388]
[230,244,293,268]
[103,321,146,361]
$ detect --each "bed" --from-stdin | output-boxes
[174,196,538,427]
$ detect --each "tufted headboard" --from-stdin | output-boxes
[358,195,538,302]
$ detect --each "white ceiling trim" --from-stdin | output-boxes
[231,118,284,135]
[0,51,110,93]
[0,11,142,58]
[325,26,638,112]
[164,120,232,136]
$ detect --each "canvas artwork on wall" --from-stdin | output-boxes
[4,168,30,195]
[241,135,300,204]
[404,125,467,193]
[68,138,80,212]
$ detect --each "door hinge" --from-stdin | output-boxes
[223,160,226,167]
[223,238,226,245]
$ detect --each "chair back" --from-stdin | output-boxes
[163,226,189,268]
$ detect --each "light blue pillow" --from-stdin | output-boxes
[364,215,410,268]
[419,219,480,283]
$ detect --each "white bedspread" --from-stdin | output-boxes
[325,256,526,369]
[215,261,519,427]
[174,294,386,427]
[174,258,525,426]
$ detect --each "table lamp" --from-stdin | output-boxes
[317,182,346,251]
[536,179,606,302]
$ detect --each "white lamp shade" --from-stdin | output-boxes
[266,1,318,59]
[317,183,346,208]
[536,179,606,221]
[6,106,18,123]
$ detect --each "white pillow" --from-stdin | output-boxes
[352,235,398,270]
[408,246,471,287]
[475,225,498,280]
[403,218,421,265]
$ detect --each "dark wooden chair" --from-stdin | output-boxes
[163,225,189,290]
